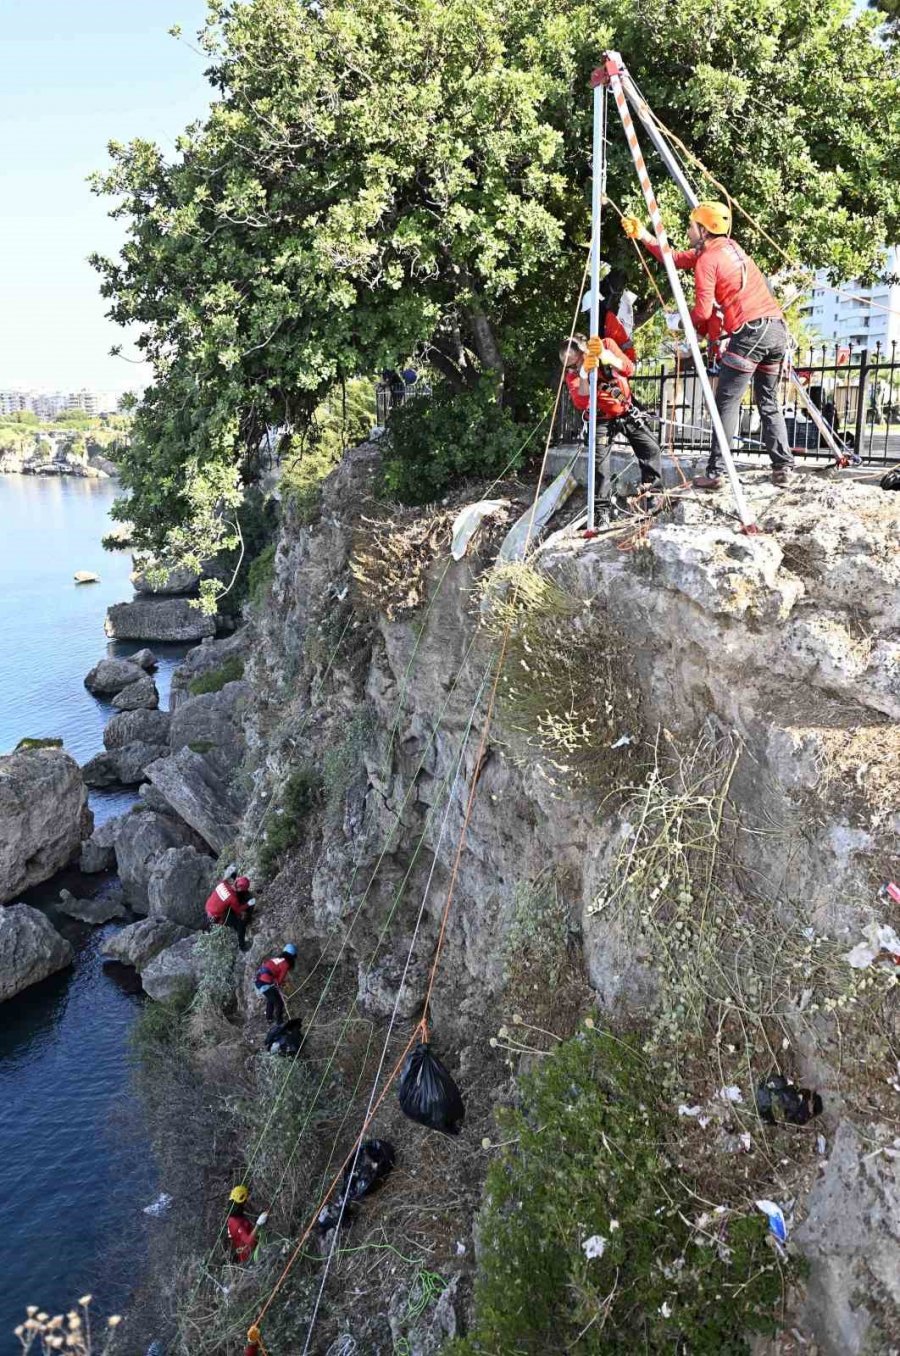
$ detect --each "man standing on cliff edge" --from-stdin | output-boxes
[622,201,795,489]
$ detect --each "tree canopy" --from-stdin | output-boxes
[91,0,900,559]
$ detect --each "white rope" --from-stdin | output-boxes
[301,665,491,1354]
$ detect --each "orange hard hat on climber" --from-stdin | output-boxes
[689,200,732,236]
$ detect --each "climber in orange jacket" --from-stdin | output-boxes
[622,201,795,489]
[255,944,298,1023]
[226,1185,268,1263]
[205,868,255,951]
[560,332,663,517]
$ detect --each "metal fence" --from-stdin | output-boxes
[553,343,900,466]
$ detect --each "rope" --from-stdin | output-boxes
[248,241,595,1350]
[299,665,490,1353]
[636,98,900,324]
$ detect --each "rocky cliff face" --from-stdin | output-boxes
[138,448,898,1354]
[0,747,91,903]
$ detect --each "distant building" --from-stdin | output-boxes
[0,388,122,418]
[800,247,900,354]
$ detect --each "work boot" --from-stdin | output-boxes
[693,473,722,490]
[771,467,792,486]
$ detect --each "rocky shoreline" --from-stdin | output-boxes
[0,449,118,479]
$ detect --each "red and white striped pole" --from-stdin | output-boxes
[593,54,758,533]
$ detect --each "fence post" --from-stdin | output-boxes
[854,349,869,455]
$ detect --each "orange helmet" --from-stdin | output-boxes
[689,201,732,236]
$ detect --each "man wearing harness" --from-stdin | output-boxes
[622,201,795,489]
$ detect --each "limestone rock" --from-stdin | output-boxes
[111,675,159,711]
[147,846,218,929]
[169,629,251,709]
[57,888,128,925]
[131,648,158,671]
[84,656,145,696]
[646,524,804,622]
[0,904,74,1001]
[112,808,199,912]
[79,835,116,874]
[141,935,202,1003]
[105,598,215,643]
[0,748,91,903]
[795,1121,900,1355]
[131,562,200,596]
[138,783,177,814]
[81,751,121,789]
[101,918,192,970]
[104,708,171,751]
[145,748,243,853]
[169,681,249,779]
[358,942,429,1019]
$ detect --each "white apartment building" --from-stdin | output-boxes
[801,246,900,354]
[0,388,121,418]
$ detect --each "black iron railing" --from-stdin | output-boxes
[552,343,900,466]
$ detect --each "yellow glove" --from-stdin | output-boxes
[586,336,603,357]
[622,215,643,239]
[581,353,599,374]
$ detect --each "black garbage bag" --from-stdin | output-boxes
[398,1042,465,1136]
[881,465,900,491]
[342,1139,396,1202]
[264,1018,303,1056]
[316,1199,357,1237]
[756,1073,822,1126]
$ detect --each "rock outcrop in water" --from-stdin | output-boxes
[105,598,216,642]
[84,656,146,696]
[0,904,74,1001]
[0,747,91,903]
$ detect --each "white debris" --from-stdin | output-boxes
[609,734,633,750]
[582,1234,607,1260]
[755,1199,788,1245]
[143,1192,173,1218]
[450,499,510,561]
[845,922,900,969]
[739,1132,752,1152]
[718,1085,743,1104]
[660,1301,673,1318]
[816,1135,827,1156]
[678,1104,703,1118]
[455,1241,467,1256]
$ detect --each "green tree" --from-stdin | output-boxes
[91,0,900,558]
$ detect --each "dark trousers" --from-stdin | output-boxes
[223,910,249,951]
[710,318,794,476]
[593,405,664,504]
[263,987,285,1023]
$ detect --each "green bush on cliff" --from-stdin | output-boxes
[188,655,245,696]
[382,380,526,504]
[446,1029,786,1356]
[258,762,323,879]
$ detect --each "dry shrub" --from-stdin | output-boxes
[349,506,454,618]
[480,563,644,791]
[593,727,899,1198]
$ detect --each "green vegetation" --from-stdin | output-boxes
[382,379,526,504]
[247,541,276,607]
[258,762,323,879]
[447,1029,788,1356]
[187,656,245,696]
[90,0,900,560]
[15,736,63,751]
[322,706,375,824]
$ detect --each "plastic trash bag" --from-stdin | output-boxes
[755,1074,822,1126]
[342,1138,396,1202]
[398,1042,465,1135]
[264,1017,303,1056]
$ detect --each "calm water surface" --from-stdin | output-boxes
[0,475,192,1350]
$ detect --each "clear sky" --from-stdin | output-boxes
[0,0,214,395]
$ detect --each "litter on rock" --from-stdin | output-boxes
[755,1073,822,1126]
[582,1234,607,1260]
[755,1199,788,1245]
[844,922,900,969]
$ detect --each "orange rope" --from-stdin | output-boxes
[640,102,900,323]
[248,243,595,1351]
